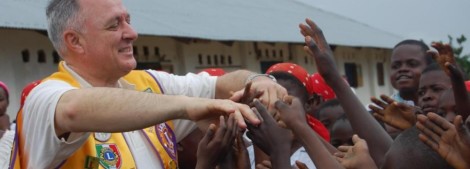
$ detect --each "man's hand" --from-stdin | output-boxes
[233,82,264,106]
[334,135,377,169]
[185,97,260,128]
[369,95,417,130]
[196,115,239,169]
[231,78,287,111]
[416,113,470,169]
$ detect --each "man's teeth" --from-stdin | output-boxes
[119,48,130,52]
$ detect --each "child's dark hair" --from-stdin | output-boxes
[422,63,443,75]
[383,127,453,169]
[394,39,434,65]
[269,71,309,102]
[315,99,340,117]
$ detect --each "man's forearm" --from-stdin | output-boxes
[55,87,189,136]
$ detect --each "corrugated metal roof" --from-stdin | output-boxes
[0,0,403,48]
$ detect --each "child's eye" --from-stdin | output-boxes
[407,60,420,68]
[418,90,425,97]
[391,63,400,69]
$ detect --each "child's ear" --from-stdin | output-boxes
[305,94,323,117]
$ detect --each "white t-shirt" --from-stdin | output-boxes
[246,142,316,169]
[21,63,217,169]
[0,129,15,169]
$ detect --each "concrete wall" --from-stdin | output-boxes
[0,29,394,119]
[0,29,58,118]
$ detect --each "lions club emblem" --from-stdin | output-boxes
[156,123,177,159]
[96,144,121,169]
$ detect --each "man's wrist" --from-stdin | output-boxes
[245,74,276,85]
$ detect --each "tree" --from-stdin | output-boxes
[447,35,470,80]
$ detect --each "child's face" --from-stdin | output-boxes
[318,106,344,129]
[437,89,456,122]
[390,44,427,93]
[418,70,451,114]
[0,88,8,116]
[330,119,353,148]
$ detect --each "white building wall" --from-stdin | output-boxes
[132,36,181,74]
[332,46,394,104]
[180,40,243,73]
[0,29,58,118]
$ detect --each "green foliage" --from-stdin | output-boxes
[447,35,470,79]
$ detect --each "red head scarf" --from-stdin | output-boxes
[0,81,9,100]
[266,63,330,141]
[266,63,313,94]
[200,68,226,76]
[306,114,330,141]
[310,73,336,101]
[465,81,470,92]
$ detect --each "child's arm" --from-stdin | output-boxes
[274,97,344,169]
[247,100,292,169]
[299,18,393,166]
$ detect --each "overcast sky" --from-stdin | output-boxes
[296,0,470,53]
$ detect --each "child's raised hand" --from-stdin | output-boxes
[334,135,377,169]
[369,95,417,130]
[299,18,337,78]
[446,60,470,121]
[416,113,470,169]
[429,42,456,75]
[246,100,292,156]
[273,96,308,129]
[196,114,239,169]
[232,131,250,169]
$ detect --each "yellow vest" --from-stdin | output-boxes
[11,62,178,169]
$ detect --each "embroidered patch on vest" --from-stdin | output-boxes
[96,144,122,169]
[94,132,111,142]
[156,123,177,160]
[84,156,100,169]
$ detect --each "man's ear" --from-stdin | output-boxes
[63,30,84,54]
[305,94,322,117]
